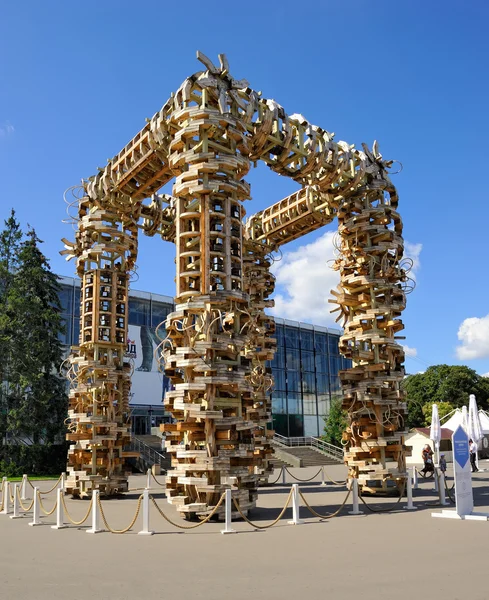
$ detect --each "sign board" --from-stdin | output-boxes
[452,425,473,517]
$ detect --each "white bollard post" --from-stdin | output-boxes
[433,470,439,493]
[320,466,327,487]
[51,488,67,530]
[28,488,41,526]
[10,484,21,519]
[412,466,419,490]
[281,467,286,485]
[287,484,303,525]
[1,482,11,515]
[86,490,103,534]
[60,473,66,492]
[348,478,363,515]
[438,471,447,506]
[404,473,417,511]
[220,489,237,534]
[138,489,155,536]
[21,474,28,501]
[146,468,151,490]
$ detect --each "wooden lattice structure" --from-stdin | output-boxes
[62,51,411,506]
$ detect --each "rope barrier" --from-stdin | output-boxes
[267,467,284,485]
[37,491,58,516]
[27,475,62,494]
[299,488,351,519]
[97,495,143,534]
[358,481,406,513]
[232,488,294,529]
[61,494,93,526]
[150,493,225,530]
[151,472,166,487]
[322,470,348,486]
[285,467,322,483]
[9,487,14,503]
[16,487,34,512]
[443,476,456,504]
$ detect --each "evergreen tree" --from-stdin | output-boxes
[323,397,347,447]
[6,227,67,444]
[0,210,23,442]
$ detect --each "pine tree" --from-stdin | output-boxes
[0,210,23,442]
[323,397,347,447]
[6,227,67,444]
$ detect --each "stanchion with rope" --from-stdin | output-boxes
[151,472,166,488]
[10,483,22,519]
[232,488,294,530]
[138,489,154,536]
[38,490,58,516]
[150,493,226,530]
[16,486,34,512]
[358,479,407,514]
[299,486,352,519]
[51,488,68,530]
[220,489,236,535]
[26,475,62,495]
[28,487,41,526]
[285,467,322,483]
[97,494,143,534]
[287,484,303,525]
[348,478,363,515]
[61,494,93,526]
[1,481,11,515]
[86,490,103,534]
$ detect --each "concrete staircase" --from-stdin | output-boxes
[136,434,164,450]
[274,445,341,468]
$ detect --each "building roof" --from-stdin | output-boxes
[413,427,453,440]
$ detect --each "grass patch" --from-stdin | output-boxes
[3,475,60,482]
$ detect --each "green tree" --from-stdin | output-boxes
[403,365,489,428]
[421,401,454,427]
[0,210,23,442]
[5,227,67,444]
[323,397,347,447]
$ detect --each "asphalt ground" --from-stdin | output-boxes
[1,463,488,600]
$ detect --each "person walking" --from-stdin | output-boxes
[469,438,479,472]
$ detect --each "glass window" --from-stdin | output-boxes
[59,286,73,316]
[272,368,286,391]
[300,329,314,351]
[151,301,171,328]
[271,393,286,414]
[330,356,340,376]
[284,326,299,349]
[272,413,288,437]
[274,324,284,346]
[316,373,329,394]
[301,350,315,372]
[288,414,304,437]
[286,348,300,371]
[129,298,150,326]
[271,348,285,369]
[330,376,341,393]
[314,332,327,353]
[315,353,329,374]
[328,335,339,355]
[317,393,331,416]
[287,395,302,415]
[302,372,316,394]
[286,370,301,394]
[73,318,80,345]
[74,291,80,317]
[303,394,317,416]
[304,415,319,437]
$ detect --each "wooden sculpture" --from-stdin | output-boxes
[62,51,410,507]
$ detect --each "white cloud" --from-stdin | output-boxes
[269,231,422,327]
[456,314,489,360]
[481,372,489,378]
[0,121,14,137]
[404,241,422,279]
[402,345,418,357]
[270,230,339,326]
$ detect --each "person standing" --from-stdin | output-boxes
[469,438,479,473]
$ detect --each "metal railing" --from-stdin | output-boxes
[130,437,167,472]
[273,434,344,462]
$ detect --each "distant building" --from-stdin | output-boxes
[58,276,351,438]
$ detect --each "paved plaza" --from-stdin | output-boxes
[1,464,489,600]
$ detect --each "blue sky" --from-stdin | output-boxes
[1,1,488,375]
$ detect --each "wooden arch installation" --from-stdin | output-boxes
[61,51,412,511]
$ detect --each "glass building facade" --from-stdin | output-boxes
[58,277,350,438]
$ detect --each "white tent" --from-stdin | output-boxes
[443,409,489,434]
